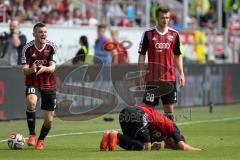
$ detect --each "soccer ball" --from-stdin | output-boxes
[7,133,25,150]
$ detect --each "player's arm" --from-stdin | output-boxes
[177,141,201,151]
[173,34,185,88]
[22,64,37,76]
[22,45,36,76]
[171,124,201,151]
[36,61,56,75]
[174,55,185,87]
[143,142,152,151]
[137,31,148,88]
[137,54,146,87]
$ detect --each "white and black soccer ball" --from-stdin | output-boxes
[7,133,25,150]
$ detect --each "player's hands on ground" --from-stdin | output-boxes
[178,73,185,88]
[192,147,202,151]
[151,142,161,150]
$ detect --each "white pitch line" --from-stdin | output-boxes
[0,129,120,143]
[1,117,240,143]
[46,129,121,138]
[177,117,240,126]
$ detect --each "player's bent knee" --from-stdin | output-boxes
[27,102,37,109]
[27,95,37,108]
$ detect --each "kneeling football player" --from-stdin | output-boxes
[100,104,201,151]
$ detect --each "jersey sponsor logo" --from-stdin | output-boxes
[155,43,170,49]
[34,59,48,66]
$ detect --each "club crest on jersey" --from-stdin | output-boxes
[167,35,173,41]
[44,50,50,56]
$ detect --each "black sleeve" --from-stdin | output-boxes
[49,44,58,63]
[171,124,184,143]
[138,31,148,55]
[21,47,30,65]
[173,33,182,56]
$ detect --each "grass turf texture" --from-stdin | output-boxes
[0,104,239,160]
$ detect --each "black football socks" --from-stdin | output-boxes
[38,124,51,140]
[26,109,36,135]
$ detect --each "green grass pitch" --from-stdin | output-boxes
[0,104,239,160]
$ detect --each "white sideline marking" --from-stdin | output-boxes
[1,117,240,143]
[178,117,240,126]
[0,130,120,143]
[46,129,121,138]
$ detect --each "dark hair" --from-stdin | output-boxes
[80,35,89,54]
[97,24,107,30]
[33,22,46,32]
[155,6,171,17]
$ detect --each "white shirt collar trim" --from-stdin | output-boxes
[34,42,46,52]
[154,26,169,35]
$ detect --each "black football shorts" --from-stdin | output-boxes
[143,81,177,106]
[119,107,151,143]
[26,86,56,111]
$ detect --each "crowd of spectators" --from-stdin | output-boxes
[0,0,146,27]
[0,0,240,29]
[0,0,99,26]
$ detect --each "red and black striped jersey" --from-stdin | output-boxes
[21,40,57,90]
[138,27,182,82]
[135,104,174,141]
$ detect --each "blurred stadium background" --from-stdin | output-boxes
[0,0,240,159]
